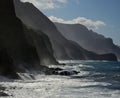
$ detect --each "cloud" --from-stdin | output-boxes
[48,16,106,29]
[21,0,67,9]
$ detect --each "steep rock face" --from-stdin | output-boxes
[0,0,58,77]
[13,0,117,61]
[55,23,120,60]
[0,0,35,67]
[14,0,71,59]
[23,27,58,65]
[0,49,19,79]
[69,40,117,61]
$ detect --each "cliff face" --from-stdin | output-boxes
[0,0,34,66]
[13,0,117,61]
[14,0,71,59]
[23,27,58,65]
[0,0,58,78]
[55,23,120,60]
[13,0,79,59]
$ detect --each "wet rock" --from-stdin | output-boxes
[0,85,9,97]
[0,92,9,97]
[59,70,79,76]
[50,67,63,75]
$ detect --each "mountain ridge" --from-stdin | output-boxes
[14,0,117,61]
[54,22,120,60]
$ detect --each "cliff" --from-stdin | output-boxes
[0,0,58,78]
[55,23,120,60]
[13,0,117,61]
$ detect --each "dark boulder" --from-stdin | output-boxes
[0,92,9,97]
[0,85,9,97]
[59,70,79,76]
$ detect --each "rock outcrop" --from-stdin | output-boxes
[54,23,120,60]
[0,0,58,78]
[14,0,117,61]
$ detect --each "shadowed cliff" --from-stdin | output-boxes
[0,0,58,78]
[14,0,117,61]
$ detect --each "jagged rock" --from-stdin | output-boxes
[0,92,9,97]
[50,67,63,75]
[59,71,73,76]
[59,70,79,76]
[0,85,9,97]
[47,67,79,76]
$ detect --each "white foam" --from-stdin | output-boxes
[0,60,119,98]
[0,75,120,98]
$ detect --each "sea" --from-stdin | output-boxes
[58,60,120,98]
[0,60,120,98]
[60,60,120,86]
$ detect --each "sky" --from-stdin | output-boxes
[21,0,120,46]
